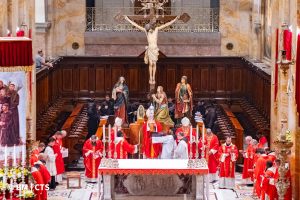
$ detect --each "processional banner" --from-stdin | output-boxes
[0,37,32,166]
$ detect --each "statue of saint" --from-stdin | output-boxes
[175,76,193,122]
[151,86,174,127]
[124,15,180,85]
[112,77,129,125]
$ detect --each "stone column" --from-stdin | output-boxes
[0,0,8,36]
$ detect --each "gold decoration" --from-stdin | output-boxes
[0,66,32,72]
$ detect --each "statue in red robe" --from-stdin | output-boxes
[218,137,238,189]
[83,135,103,182]
[142,105,162,158]
[199,128,219,182]
[175,117,196,158]
[241,136,255,184]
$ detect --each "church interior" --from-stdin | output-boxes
[0,0,300,200]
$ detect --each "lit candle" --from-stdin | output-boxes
[13,145,16,167]
[114,126,117,143]
[108,124,111,142]
[102,124,106,141]
[202,123,205,142]
[190,125,193,142]
[4,146,7,166]
[22,144,26,164]
[196,125,199,142]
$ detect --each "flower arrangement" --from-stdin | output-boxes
[0,167,31,182]
[18,188,36,199]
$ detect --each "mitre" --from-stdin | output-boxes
[115,117,123,127]
[181,117,190,126]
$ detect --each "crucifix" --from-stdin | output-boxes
[115,0,190,88]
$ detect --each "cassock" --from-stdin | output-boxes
[82,139,103,181]
[174,139,188,159]
[152,135,177,159]
[219,143,238,189]
[258,136,268,149]
[254,154,268,197]
[52,136,65,182]
[175,127,196,158]
[242,143,255,183]
[31,167,45,200]
[111,137,137,159]
[199,133,219,181]
[261,166,277,200]
[142,121,162,158]
[30,148,39,166]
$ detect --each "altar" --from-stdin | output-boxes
[98,159,209,200]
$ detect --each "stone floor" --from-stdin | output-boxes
[48,172,258,200]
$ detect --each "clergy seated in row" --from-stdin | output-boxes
[175,117,196,158]
[142,105,162,159]
[199,128,219,183]
[218,136,238,190]
[111,131,138,159]
[82,135,103,183]
[30,142,46,166]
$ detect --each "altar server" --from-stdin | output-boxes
[199,128,219,182]
[219,136,238,189]
[142,105,163,158]
[152,131,177,159]
[30,142,46,166]
[174,132,188,159]
[44,138,57,190]
[83,135,103,182]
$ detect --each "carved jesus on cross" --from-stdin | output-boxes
[124,15,180,85]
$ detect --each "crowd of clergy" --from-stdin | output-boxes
[28,105,291,200]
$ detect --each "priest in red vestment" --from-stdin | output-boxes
[261,161,277,200]
[109,117,126,157]
[30,142,45,166]
[175,117,196,158]
[52,131,65,183]
[83,135,103,182]
[219,136,238,189]
[31,164,47,200]
[253,149,268,197]
[241,136,255,184]
[142,105,162,158]
[34,154,51,200]
[111,131,138,159]
[199,128,219,182]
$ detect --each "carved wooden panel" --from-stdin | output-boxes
[111,66,123,88]
[200,67,209,91]
[62,68,73,92]
[232,67,242,92]
[127,67,139,92]
[166,68,176,94]
[95,67,105,93]
[216,67,226,91]
[79,66,89,91]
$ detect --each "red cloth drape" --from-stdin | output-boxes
[296,34,300,126]
[0,38,33,67]
[283,30,292,60]
[274,29,279,101]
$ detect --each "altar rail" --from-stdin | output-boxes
[36,56,271,122]
[86,7,219,32]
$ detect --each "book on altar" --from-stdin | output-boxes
[61,148,69,158]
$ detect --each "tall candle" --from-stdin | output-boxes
[13,145,16,167]
[102,124,106,141]
[196,125,199,142]
[114,126,117,143]
[22,144,26,164]
[4,146,7,166]
[202,123,205,142]
[190,125,193,142]
[108,124,111,142]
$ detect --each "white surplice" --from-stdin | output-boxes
[174,139,188,159]
[152,135,177,159]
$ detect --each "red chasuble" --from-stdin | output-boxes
[52,136,65,175]
[175,127,196,158]
[261,167,277,200]
[254,154,268,197]
[82,139,103,179]
[242,144,255,180]
[30,148,39,167]
[113,138,136,159]
[199,134,219,174]
[142,121,162,158]
[219,143,238,178]
[31,169,45,200]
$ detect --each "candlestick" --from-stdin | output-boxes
[196,125,199,142]
[22,144,26,164]
[201,123,205,159]
[102,124,105,141]
[13,145,17,167]
[4,146,7,166]
[108,124,112,159]
[114,126,117,159]
[189,125,192,143]
[108,124,111,143]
